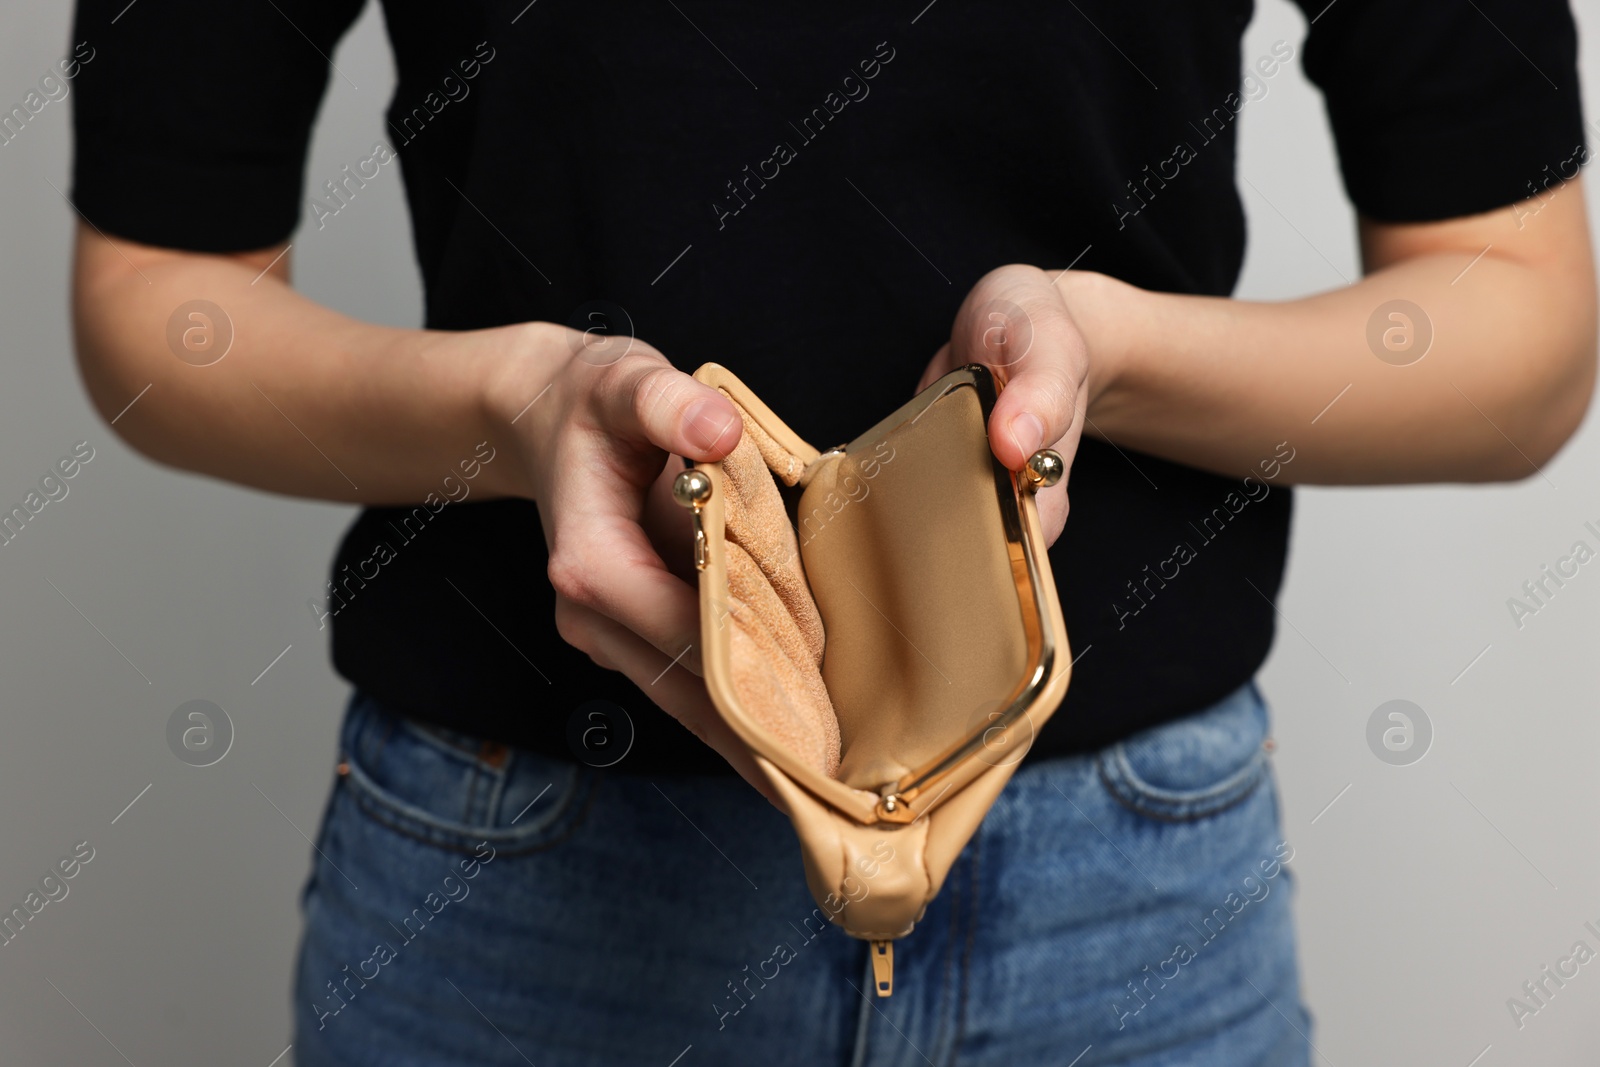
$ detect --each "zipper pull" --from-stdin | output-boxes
[870,939,894,997]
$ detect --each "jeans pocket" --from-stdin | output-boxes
[1096,681,1270,823]
[337,691,595,855]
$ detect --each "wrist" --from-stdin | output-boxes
[1055,269,1141,420]
[474,320,571,499]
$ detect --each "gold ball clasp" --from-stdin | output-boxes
[672,468,713,509]
[1024,449,1064,491]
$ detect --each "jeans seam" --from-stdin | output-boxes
[484,750,512,825]
[1096,750,1267,823]
[340,738,593,851]
[396,717,520,779]
[399,717,493,761]
[344,772,596,857]
[463,763,483,825]
[347,696,559,840]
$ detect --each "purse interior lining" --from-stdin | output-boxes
[794,383,1031,792]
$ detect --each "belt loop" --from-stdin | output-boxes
[481,742,512,826]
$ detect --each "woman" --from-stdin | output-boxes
[68,0,1593,1061]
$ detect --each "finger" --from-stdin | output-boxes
[990,346,1085,470]
[547,361,740,674]
[589,353,743,462]
[561,600,781,803]
[1037,481,1069,548]
[545,481,705,673]
[642,455,698,582]
[1023,410,1083,550]
[949,264,1058,380]
[945,266,1087,470]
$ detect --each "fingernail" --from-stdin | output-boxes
[1010,413,1045,456]
[686,401,735,453]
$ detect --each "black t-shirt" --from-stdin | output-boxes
[72,0,1584,773]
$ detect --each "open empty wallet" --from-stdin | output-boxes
[671,362,1073,996]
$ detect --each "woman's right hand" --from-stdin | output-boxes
[70,218,778,797]
[483,323,782,800]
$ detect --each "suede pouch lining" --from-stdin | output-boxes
[718,409,841,778]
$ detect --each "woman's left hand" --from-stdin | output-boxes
[919,263,1113,547]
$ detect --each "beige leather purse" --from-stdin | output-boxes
[671,362,1072,996]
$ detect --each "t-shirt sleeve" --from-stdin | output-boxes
[70,0,366,252]
[1285,0,1587,222]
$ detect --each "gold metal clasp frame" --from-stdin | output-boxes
[672,467,714,571]
[843,366,1068,825]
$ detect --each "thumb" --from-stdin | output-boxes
[590,353,743,462]
[988,343,1085,470]
[949,266,1087,470]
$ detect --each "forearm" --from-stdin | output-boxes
[71,224,545,504]
[1073,190,1598,485]
[70,227,765,790]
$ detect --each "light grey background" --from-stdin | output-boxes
[2,1,1597,1064]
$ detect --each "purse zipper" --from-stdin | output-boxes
[870,939,894,997]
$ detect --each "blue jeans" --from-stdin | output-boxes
[293,682,1310,1065]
